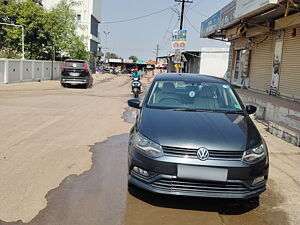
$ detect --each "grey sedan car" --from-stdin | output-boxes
[128,73,269,199]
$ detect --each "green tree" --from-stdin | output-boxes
[0,0,90,60]
[106,52,119,59]
[129,56,138,62]
[0,0,52,59]
[47,0,90,61]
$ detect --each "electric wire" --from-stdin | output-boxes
[184,14,200,33]
[102,4,178,24]
[160,7,177,47]
[161,18,180,51]
[189,8,209,18]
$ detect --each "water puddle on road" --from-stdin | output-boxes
[0,134,130,225]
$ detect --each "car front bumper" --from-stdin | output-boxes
[128,150,268,199]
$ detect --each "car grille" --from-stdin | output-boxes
[162,146,244,160]
[151,178,249,193]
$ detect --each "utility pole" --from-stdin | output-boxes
[155,44,161,62]
[175,0,193,30]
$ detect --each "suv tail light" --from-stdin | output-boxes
[61,61,67,71]
[84,63,89,72]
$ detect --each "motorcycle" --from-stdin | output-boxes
[131,77,142,98]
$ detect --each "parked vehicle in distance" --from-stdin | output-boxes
[61,59,93,88]
[128,73,269,200]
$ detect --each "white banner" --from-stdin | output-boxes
[270,30,284,96]
[235,0,278,18]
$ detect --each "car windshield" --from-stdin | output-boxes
[147,80,243,112]
[65,61,85,69]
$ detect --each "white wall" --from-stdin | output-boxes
[43,0,102,51]
[92,0,102,22]
[0,60,5,83]
[42,0,61,10]
[200,48,229,78]
[0,59,62,84]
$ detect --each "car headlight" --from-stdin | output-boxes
[134,133,163,158]
[242,141,267,164]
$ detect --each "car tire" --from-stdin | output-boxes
[61,83,68,88]
[82,84,89,89]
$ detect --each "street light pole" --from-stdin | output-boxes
[103,31,110,63]
[0,22,25,59]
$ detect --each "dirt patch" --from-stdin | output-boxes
[0,134,129,225]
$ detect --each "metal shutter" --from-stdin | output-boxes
[249,34,274,92]
[279,27,300,100]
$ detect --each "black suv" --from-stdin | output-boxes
[61,60,93,88]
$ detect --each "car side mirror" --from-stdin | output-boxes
[246,105,257,115]
[128,99,141,109]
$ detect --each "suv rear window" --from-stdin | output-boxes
[65,61,85,68]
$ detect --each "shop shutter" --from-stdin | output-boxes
[249,34,274,92]
[279,27,300,100]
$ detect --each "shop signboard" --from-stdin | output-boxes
[172,30,187,50]
[108,59,122,63]
[201,1,237,38]
[200,11,221,37]
[136,60,147,64]
[270,30,284,96]
[235,0,278,18]
[220,0,237,28]
[124,59,133,63]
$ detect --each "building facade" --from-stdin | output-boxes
[201,0,300,101]
[43,0,102,57]
[165,49,229,76]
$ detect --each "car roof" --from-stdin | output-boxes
[65,59,86,63]
[154,73,228,84]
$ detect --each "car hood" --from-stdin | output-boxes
[139,108,261,151]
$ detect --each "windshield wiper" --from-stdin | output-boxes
[223,110,245,114]
[172,108,212,112]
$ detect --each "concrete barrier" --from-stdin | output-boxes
[0,58,63,84]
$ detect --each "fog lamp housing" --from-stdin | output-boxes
[133,166,149,177]
[252,176,265,185]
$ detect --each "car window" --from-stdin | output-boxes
[147,80,242,111]
[65,61,85,68]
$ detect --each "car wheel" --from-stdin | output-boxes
[61,83,68,88]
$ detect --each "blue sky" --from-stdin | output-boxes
[100,0,231,60]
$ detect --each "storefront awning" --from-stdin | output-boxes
[201,0,287,40]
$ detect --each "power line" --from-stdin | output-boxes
[102,5,177,24]
[189,8,209,18]
[184,14,200,33]
[160,9,177,47]
[161,18,180,51]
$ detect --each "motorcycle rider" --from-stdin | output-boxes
[131,68,141,78]
[131,68,143,93]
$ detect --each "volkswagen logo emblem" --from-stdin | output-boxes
[197,147,209,161]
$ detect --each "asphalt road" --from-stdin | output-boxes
[0,74,299,225]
